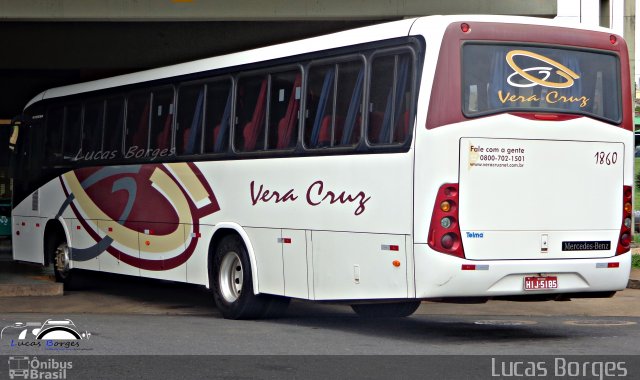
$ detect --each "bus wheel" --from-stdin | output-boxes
[212,235,268,319]
[50,236,78,288]
[351,301,421,318]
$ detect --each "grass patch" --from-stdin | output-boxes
[635,157,640,210]
[633,254,640,269]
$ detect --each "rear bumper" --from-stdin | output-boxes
[414,243,631,298]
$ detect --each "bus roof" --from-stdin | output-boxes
[24,15,617,110]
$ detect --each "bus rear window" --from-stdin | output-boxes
[462,44,621,123]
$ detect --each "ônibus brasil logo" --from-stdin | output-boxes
[505,49,580,89]
[8,356,73,380]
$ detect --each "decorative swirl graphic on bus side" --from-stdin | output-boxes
[58,163,220,270]
[505,50,580,89]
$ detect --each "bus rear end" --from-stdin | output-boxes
[413,18,633,299]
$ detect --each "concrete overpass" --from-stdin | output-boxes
[0,0,557,21]
[0,0,560,118]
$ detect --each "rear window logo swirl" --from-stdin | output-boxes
[505,50,580,89]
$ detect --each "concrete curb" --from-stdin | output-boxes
[0,282,63,297]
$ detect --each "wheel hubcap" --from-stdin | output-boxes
[55,242,70,278]
[219,251,243,303]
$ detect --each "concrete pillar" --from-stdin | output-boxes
[601,0,612,27]
[622,0,635,99]
[556,0,635,99]
[556,0,600,25]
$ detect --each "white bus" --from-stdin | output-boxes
[10,15,633,319]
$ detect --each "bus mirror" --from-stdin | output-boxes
[9,123,19,153]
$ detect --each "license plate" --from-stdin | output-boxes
[524,276,558,291]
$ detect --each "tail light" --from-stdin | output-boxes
[428,183,465,258]
[616,185,633,255]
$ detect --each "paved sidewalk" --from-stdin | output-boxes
[0,247,62,297]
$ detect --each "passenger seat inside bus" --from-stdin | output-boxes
[156,109,173,150]
[241,79,267,151]
[315,71,363,147]
[276,75,301,149]
[130,101,150,148]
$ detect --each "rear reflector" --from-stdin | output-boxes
[616,186,633,255]
[428,183,465,258]
[596,262,620,268]
[461,264,489,271]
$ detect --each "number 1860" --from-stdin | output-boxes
[594,151,617,165]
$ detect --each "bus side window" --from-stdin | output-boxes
[305,64,335,148]
[177,84,204,155]
[62,104,82,159]
[46,106,64,161]
[368,52,413,145]
[334,61,363,147]
[235,75,267,152]
[126,91,151,153]
[269,70,301,150]
[150,87,175,152]
[104,97,124,158]
[305,60,363,149]
[82,100,105,155]
[204,79,232,154]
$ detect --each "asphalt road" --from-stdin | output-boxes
[1,310,639,379]
[1,268,639,379]
[0,269,639,356]
[0,310,639,355]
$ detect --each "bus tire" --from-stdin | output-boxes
[351,301,421,318]
[211,235,268,319]
[48,233,80,290]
